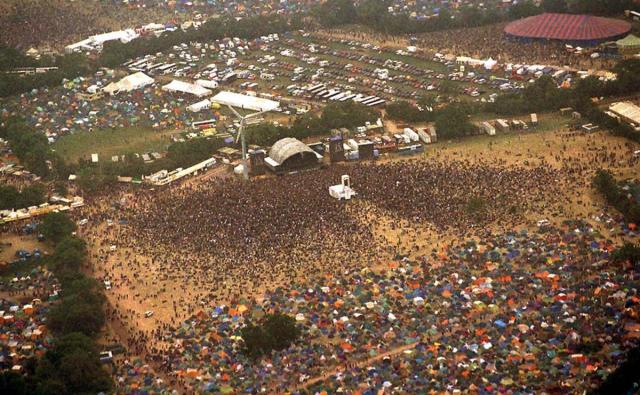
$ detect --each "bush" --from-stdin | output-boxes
[593,170,640,224]
[241,313,300,359]
[611,242,640,267]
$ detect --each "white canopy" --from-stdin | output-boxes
[187,99,212,113]
[162,80,212,97]
[103,72,154,95]
[211,91,280,112]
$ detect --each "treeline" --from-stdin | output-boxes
[1,114,226,192]
[313,0,632,35]
[246,101,379,146]
[0,47,92,98]
[0,184,46,211]
[593,170,640,224]
[491,60,640,116]
[0,212,112,394]
[0,117,65,178]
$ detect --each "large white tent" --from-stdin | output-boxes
[187,99,212,113]
[103,72,154,95]
[211,91,280,112]
[162,80,212,97]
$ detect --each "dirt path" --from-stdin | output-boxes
[289,340,422,392]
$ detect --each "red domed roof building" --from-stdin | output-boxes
[505,13,631,46]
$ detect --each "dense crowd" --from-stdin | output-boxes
[111,160,560,303]
[0,0,182,50]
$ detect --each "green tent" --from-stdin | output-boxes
[617,34,640,54]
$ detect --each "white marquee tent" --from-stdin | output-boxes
[162,80,212,97]
[210,91,280,112]
[103,72,154,95]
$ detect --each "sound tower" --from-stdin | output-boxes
[329,136,345,163]
[250,149,266,175]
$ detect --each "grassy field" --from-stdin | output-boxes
[52,127,180,162]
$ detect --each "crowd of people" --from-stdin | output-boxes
[0,0,185,50]
[99,160,560,311]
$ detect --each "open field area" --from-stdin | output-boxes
[53,127,179,162]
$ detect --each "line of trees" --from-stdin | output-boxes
[74,136,227,194]
[0,183,46,211]
[592,170,640,224]
[0,212,112,394]
[0,46,92,98]
[246,101,380,146]
[1,114,227,192]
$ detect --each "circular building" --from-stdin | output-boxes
[505,13,631,46]
[268,137,322,171]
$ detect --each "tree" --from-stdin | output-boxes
[48,294,105,337]
[39,212,76,244]
[434,104,477,139]
[315,0,357,27]
[386,101,435,123]
[541,0,568,13]
[0,371,27,395]
[356,0,390,27]
[611,242,640,267]
[509,0,540,19]
[53,181,68,196]
[37,333,112,394]
[241,313,300,359]
[50,236,87,275]
[0,185,20,210]
[20,183,46,207]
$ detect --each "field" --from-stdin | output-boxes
[52,127,180,162]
